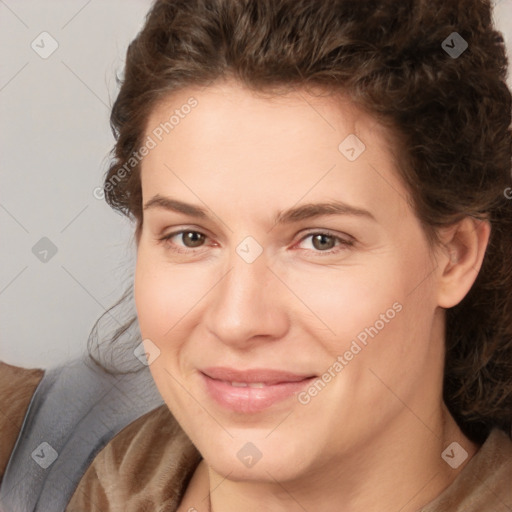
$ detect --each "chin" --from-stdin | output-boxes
[196,435,315,483]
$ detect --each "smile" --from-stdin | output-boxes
[199,367,317,413]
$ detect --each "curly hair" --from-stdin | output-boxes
[89,0,512,445]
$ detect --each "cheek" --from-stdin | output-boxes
[335,251,439,396]
[281,258,407,356]
[300,245,436,369]
[133,246,219,359]
[133,250,203,409]
[134,257,169,340]
[135,247,192,337]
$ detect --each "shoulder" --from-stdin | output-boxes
[67,403,201,511]
[469,429,512,507]
[423,428,512,511]
[0,361,45,481]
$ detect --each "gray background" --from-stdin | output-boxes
[1,0,511,370]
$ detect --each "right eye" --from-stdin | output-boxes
[159,230,209,253]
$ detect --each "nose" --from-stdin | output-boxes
[203,248,289,350]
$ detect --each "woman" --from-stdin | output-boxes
[1,0,511,510]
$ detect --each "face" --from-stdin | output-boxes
[134,79,445,483]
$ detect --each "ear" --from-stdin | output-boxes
[435,217,491,309]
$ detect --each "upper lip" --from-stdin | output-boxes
[201,367,316,384]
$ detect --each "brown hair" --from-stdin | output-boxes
[89,0,512,444]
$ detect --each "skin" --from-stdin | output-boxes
[134,78,490,512]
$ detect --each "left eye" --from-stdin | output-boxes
[297,232,354,254]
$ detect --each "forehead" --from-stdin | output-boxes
[145,79,377,149]
[140,79,411,227]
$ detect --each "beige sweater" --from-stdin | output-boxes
[1,361,511,511]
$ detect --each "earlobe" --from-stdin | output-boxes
[436,217,491,309]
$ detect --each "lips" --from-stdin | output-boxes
[200,366,316,413]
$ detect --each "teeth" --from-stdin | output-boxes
[230,381,266,388]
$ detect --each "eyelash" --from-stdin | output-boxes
[158,229,354,256]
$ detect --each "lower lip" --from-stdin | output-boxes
[201,373,316,413]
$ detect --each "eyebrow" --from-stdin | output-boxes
[143,194,376,224]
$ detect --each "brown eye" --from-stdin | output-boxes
[160,230,208,253]
[311,233,336,251]
[297,231,354,255]
[181,231,205,248]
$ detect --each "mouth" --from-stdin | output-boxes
[199,367,317,413]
